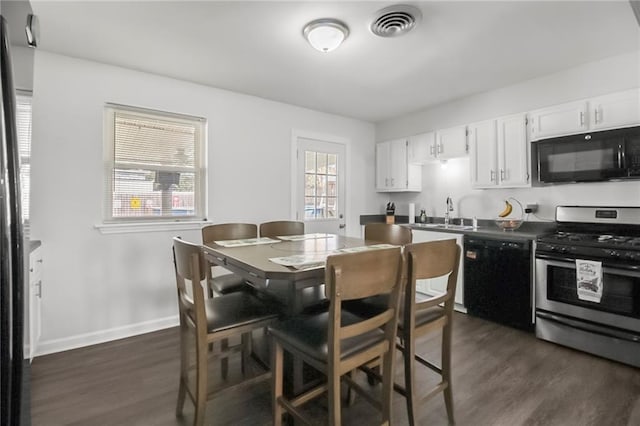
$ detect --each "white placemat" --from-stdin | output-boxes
[214,237,280,248]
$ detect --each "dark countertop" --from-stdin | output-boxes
[360,215,556,241]
[30,239,41,252]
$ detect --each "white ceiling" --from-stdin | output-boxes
[31,1,640,123]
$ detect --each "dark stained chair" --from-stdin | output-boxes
[173,237,279,426]
[269,246,404,426]
[399,239,461,425]
[259,220,304,238]
[364,222,413,246]
[201,223,257,295]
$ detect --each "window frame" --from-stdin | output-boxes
[102,103,208,226]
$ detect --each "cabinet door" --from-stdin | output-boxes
[375,141,391,191]
[389,139,408,190]
[590,88,640,131]
[408,132,436,164]
[29,246,43,361]
[529,100,588,141]
[436,125,468,159]
[497,113,530,187]
[468,120,498,188]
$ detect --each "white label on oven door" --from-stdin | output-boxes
[576,259,603,303]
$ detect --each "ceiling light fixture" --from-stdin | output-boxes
[303,18,349,53]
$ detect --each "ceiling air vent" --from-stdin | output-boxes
[370,4,422,38]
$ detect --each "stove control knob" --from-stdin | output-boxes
[624,252,636,260]
[607,250,620,258]
[559,247,569,254]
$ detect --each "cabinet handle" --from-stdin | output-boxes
[579,111,585,127]
[36,280,42,298]
[594,108,600,124]
[437,144,443,154]
[390,178,394,186]
[429,145,435,156]
[490,170,496,182]
[500,168,505,181]
[385,178,389,187]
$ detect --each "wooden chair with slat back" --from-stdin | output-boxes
[364,223,413,246]
[173,237,279,426]
[259,220,304,238]
[399,239,461,426]
[269,246,404,426]
[201,223,257,296]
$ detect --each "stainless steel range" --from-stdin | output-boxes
[535,206,640,368]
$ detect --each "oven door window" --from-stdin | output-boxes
[546,263,640,319]
[537,136,624,182]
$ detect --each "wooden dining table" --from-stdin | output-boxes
[201,233,376,315]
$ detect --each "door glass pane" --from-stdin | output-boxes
[305,196,317,218]
[316,153,327,174]
[316,197,326,218]
[305,174,315,196]
[316,175,327,197]
[305,151,315,173]
[327,197,336,218]
[327,175,336,196]
[327,154,337,175]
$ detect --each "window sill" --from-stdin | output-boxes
[95,221,208,235]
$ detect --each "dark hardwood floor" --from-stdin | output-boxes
[31,312,640,425]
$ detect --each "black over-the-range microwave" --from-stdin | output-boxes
[532,126,640,184]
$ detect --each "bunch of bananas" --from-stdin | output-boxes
[498,200,513,218]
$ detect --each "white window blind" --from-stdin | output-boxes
[16,93,32,223]
[104,104,206,222]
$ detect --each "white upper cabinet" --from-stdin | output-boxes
[529,88,640,141]
[469,119,498,188]
[376,139,422,192]
[497,113,530,187]
[470,113,529,189]
[529,100,588,141]
[407,132,435,164]
[435,125,468,160]
[589,88,640,131]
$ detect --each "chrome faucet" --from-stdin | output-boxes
[445,196,454,225]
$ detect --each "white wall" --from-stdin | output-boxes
[29,51,377,354]
[376,51,640,220]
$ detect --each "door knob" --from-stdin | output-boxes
[339,224,346,229]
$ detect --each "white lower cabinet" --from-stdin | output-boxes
[412,230,465,311]
[29,245,42,361]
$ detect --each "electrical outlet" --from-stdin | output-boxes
[525,203,538,214]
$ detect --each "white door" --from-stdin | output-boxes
[295,135,347,235]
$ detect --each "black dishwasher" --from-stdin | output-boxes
[463,235,533,331]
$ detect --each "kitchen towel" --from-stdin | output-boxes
[408,203,415,224]
[576,259,603,303]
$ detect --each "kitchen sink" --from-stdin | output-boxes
[412,223,474,230]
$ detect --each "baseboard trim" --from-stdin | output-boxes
[35,315,179,357]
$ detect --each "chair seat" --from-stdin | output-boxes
[202,292,279,333]
[344,293,446,329]
[269,311,385,362]
[208,273,247,295]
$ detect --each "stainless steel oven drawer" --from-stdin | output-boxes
[536,310,640,368]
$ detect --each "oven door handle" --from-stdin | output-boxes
[536,254,640,273]
[537,310,640,343]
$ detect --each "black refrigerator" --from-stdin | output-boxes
[0,0,35,424]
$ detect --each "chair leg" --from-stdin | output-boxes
[176,327,187,417]
[194,340,208,426]
[404,331,418,426]
[442,323,455,425]
[381,351,394,425]
[328,365,341,426]
[272,340,284,426]
[221,338,229,379]
[346,370,356,406]
[241,332,252,375]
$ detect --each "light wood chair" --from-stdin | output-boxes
[269,246,404,426]
[364,223,413,246]
[259,220,304,238]
[399,239,461,426]
[173,237,279,426]
[201,223,257,295]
